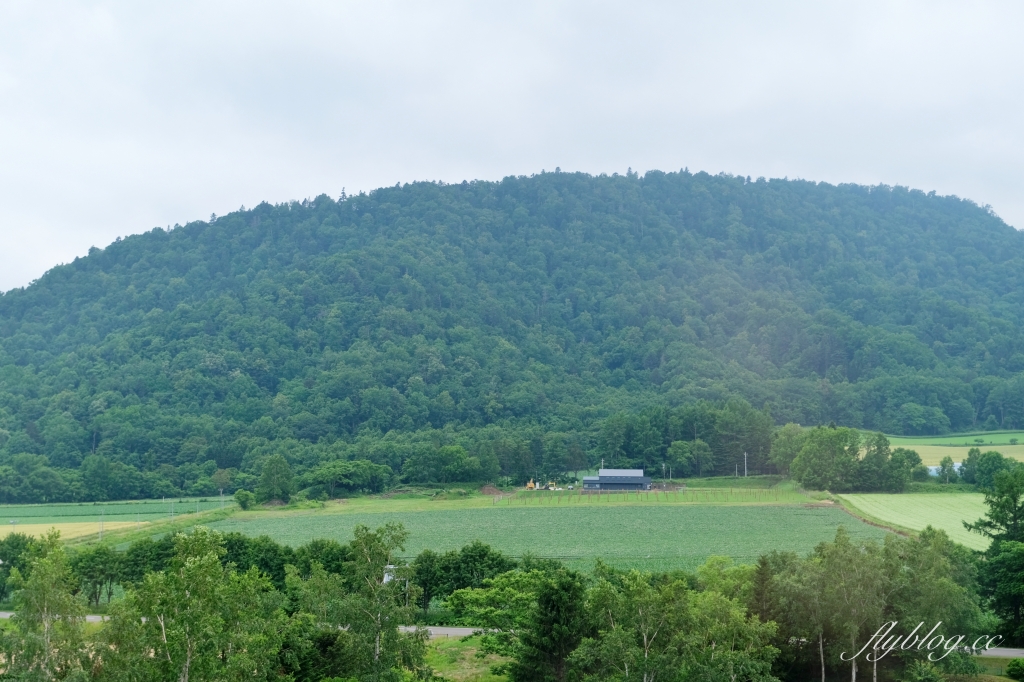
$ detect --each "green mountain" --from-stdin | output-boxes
[1,169,1023,501]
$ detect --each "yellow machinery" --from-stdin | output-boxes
[526,479,536,490]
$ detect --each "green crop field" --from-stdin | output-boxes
[0,498,229,525]
[838,493,990,550]
[207,501,890,572]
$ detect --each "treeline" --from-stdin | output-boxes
[3,171,1024,502]
[2,413,1014,506]
[0,397,775,502]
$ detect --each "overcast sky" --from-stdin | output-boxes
[1,1,1022,291]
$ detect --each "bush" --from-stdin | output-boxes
[234,489,256,510]
[903,660,943,682]
[1006,658,1024,681]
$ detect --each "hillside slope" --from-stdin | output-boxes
[1,169,1023,499]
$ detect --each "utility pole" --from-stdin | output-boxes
[744,452,748,478]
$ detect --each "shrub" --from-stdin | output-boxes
[1006,658,1024,681]
[903,660,943,682]
[234,489,256,510]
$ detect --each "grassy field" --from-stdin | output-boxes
[883,431,1024,465]
[0,498,230,541]
[425,636,507,682]
[0,497,228,522]
[838,493,990,550]
[207,494,889,571]
[0,521,141,540]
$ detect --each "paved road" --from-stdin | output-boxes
[981,647,1024,658]
[0,611,1020,651]
[0,612,475,636]
[400,626,479,638]
[0,611,107,623]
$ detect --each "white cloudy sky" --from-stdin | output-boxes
[1,1,1022,291]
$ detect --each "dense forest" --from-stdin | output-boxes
[2,169,1024,500]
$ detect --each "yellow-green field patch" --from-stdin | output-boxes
[839,493,989,550]
[0,521,142,540]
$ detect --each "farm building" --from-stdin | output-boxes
[582,469,652,491]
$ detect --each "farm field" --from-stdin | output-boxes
[885,430,1024,446]
[838,493,989,550]
[207,501,890,572]
[884,431,1024,465]
[0,498,229,540]
[0,521,141,540]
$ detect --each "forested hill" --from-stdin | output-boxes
[2,169,1024,500]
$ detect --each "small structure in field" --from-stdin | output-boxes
[582,469,652,491]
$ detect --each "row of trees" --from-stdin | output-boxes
[771,427,928,493]
[0,416,1016,507]
[1,524,425,682]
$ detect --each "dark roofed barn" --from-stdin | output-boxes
[582,469,652,491]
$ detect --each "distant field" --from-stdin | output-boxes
[885,431,1024,447]
[839,493,989,550]
[883,432,1024,465]
[208,499,889,572]
[0,521,141,540]
[0,498,228,526]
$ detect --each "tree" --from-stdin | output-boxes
[965,467,1024,544]
[566,442,588,482]
[306,459,393,497]
[70,544,121,607]
[790,426,860,492]
[857,432,891,491]
[571,571,684,682]
[666,441,693,478]
[674,590,778,682]
[0,529,88,681]
[689,439,714,478]
[938,456,959,484]
[446,569,552,662]
[883,447,920,493]
[770,423,805,476]
[979,542,1024,644]
[333,523,427,682]
[816,527,885,682]
[775,555,831,682]
[96,526,287,682]
[507,570,589,682]
[256,454,295,503]
[425,541,518,601]
[0,532,37,603]
[411,549,444,613]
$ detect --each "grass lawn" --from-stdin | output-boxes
[207,494,890,571]
[838,493,990,550]
[425,636,507,682]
